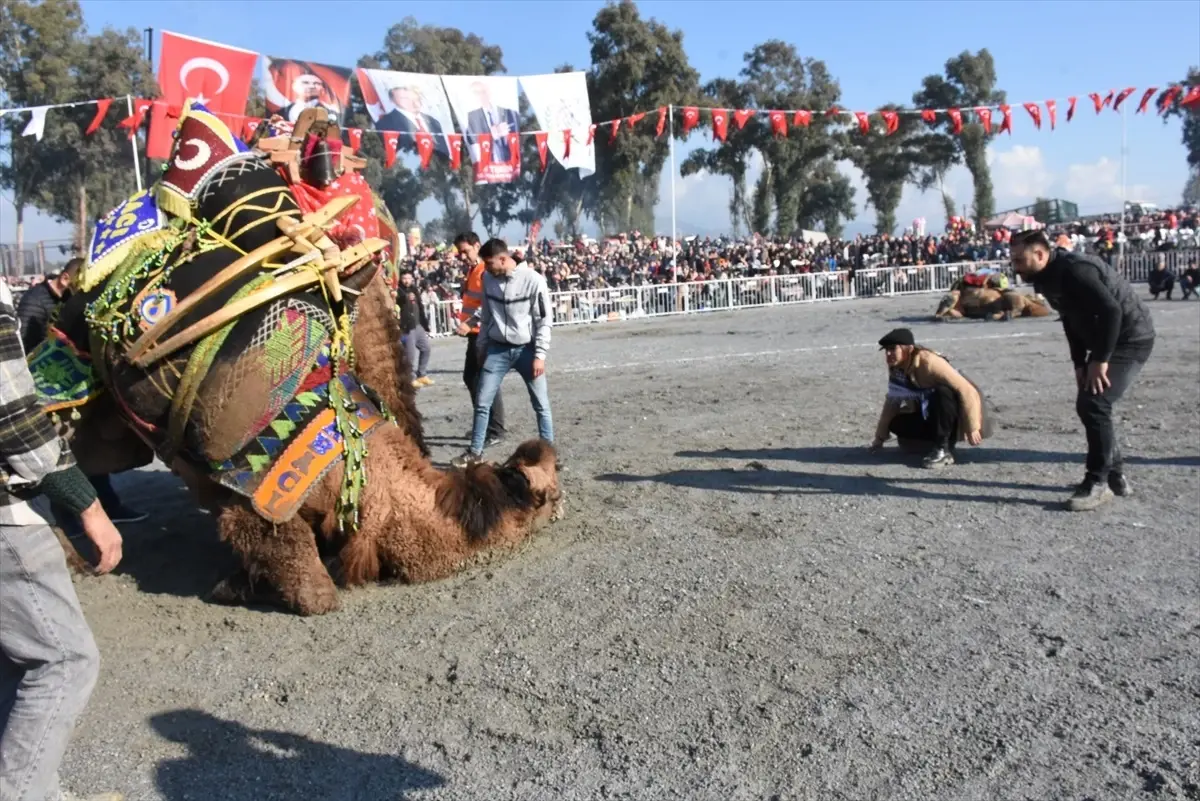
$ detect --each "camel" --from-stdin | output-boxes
[33,101,561,615]
[934,274,1053,321]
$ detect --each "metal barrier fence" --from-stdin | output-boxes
[422,248,1199,336]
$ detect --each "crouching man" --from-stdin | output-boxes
[868,328,991,467]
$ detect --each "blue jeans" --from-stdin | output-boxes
[470,342,553,455]
[0,498,101,801]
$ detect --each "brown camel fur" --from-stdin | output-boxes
[935,287,1053,321]
[209,432,562,615]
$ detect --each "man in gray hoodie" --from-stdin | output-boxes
[452,238,554,467]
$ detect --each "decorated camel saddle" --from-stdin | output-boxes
[934,268,1051,322]
[32,100,394,530]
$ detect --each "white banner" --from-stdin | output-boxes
[519,72,595,176]
[355,67,455,158]
[440,74,521,184]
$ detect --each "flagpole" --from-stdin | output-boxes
[668,104,677,283]
[127,95,143,193]
[1118,99,1127,271]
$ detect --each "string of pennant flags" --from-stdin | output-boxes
[3,83,1198,173]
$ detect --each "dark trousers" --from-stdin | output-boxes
[888,384,960,449]
[1076,344,1152,484]
[463,333,506,438]
[1149,274,1175,299]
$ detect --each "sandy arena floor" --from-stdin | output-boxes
[61,294,1199,801]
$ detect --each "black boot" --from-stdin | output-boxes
[922,446,955,468]
[1066,479,1114,511]
[1108,472,1132,497]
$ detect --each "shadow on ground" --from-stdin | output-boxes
[150,709,445,801]
[673,445,1200,468]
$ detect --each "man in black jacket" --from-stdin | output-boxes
[1010,230,1156,511]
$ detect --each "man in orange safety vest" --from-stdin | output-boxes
[453,231,506,446]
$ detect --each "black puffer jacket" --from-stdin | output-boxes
[396,286,429,334]
[15,282,68,354]
[1033,249,1155,367]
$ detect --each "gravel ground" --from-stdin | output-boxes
[61,294,1199,801]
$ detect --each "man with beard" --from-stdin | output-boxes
[1009,230,1156,511]
[452,232,506,448]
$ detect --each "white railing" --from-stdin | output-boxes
[417,249,1198,336]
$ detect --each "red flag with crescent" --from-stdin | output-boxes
[415,131,434,170]
[535,132,549,171]
[998,104,1012,135]
[562,129,571,159]
[447,133,463,171]
[880,110,899,136]
[769,110,788,137]
[148,31,258,159]
[507,132,520,168]
[382,132,400,168]
[711,109,729,142]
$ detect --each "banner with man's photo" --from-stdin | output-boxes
[355,67,455,159]
[519,71,595,176]
[262,57,353,125]
[440,75,522,185]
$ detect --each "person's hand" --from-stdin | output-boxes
[455,321,471,337]
[532,358,545,379]
[78,499,122,574]
[966,430,983,446]
[1086,361,1111,395]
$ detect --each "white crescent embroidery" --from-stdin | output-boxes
[174,138,211,171]
[180,57,231,97]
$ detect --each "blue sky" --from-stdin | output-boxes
[4,0,1198,244]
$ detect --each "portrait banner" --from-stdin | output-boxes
[354,68,456,159]
[518,72,595,176]
[440,75,521,184]
[263,57,353,124]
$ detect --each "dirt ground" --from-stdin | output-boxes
[61,294,1199,801]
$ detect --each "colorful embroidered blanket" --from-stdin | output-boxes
[26,328,103,414]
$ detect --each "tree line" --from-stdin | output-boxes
[2,0,1198,252]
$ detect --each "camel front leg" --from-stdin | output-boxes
[215,502,340,615]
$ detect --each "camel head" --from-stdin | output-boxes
[435,439,561,543]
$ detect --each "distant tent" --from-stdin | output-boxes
[984,211,1043,230]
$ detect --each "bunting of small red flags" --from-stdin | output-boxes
[1113,87,1136,112]
[243,118,262,141]
[998,104,1012,134]
[1157,86,1182,113]
[414,132,434,170]
[921,109,937,125]
[974,107,992,134]
[947,108,963,135]
[770,110,788,137]
[1067,96,1077,121]
[880,110,899,136]
[586,124,596,146]
[1181,85,1200,109]
[1023,102,1042,130]
[608,118,621,145]
[1137,88,1157,114]
[792,110,811,127]
[347,128,363,151]
[655,107,666,137]
[507,132,520,168]
[477,134,493,170]
[711,109,729,142]
[853,111,869,134]
[382,132,399,168]
[825,106,841,119]
[733,109,755,130]
[562,129,571,159]
[447,133,463,171]
[535,132,548,171]
[1046,99,1057,130]
[116,98,152,139]
[1089,91,1112,114]
[85,98,112,135]
[626,111,646,129]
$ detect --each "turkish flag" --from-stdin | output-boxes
[626,111,646,129]
[447,133,463,171]
[1157,86,1182,115]
[346,128,363,151]
[792,110,812,128]
[1180,85,1200,109]
[769,110,788,137]
[609,119,621,145]
[1045,99,1057,130]
[1112,87,1136,112]
[998,104,1013,135]
[733,109,755,130]
[562,129,571,159]
[655,107,667,137]
[382,132,399,168]
[1067,96,1077,121]
[1136,88,1157,114]
[1088,92,1104,114]
[681,107,700,136]
[507,132,520,168]
[880,110,899,136]
[535,132,549,171]
[853,111,869,134]
[477,134,493,170]
[244,117,263,140]
[947,108,963,135]
[586,124,596,146]
[86,98,112,135]
[415,131,434,170]
[711,109,729,142]
[921,109,937,125]
[1023,102,1042,130]
[148,31,258,159]
[974,107,991,134]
